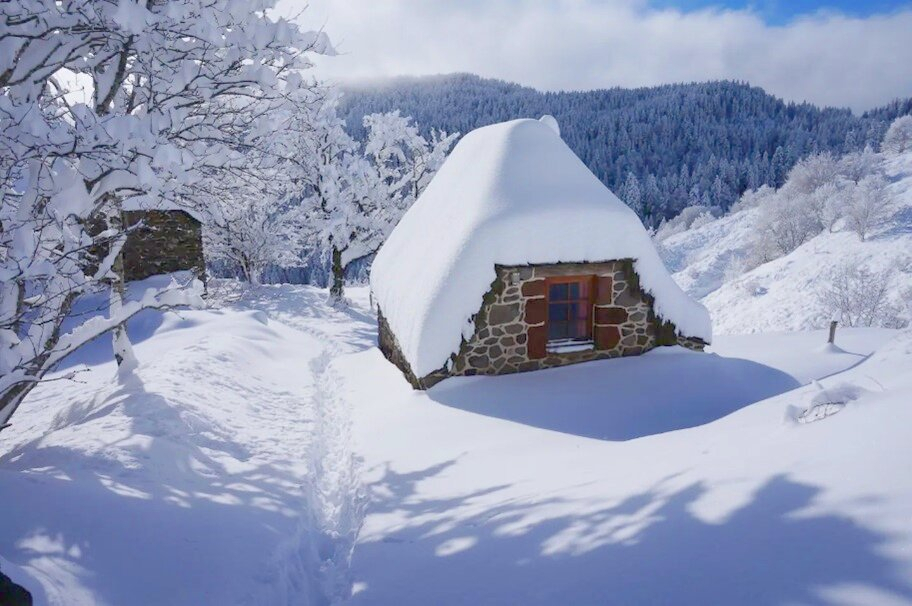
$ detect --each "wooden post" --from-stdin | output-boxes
[828,321,838,344]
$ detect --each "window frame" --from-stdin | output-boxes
[544,275,596,346]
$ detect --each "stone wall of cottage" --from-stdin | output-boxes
[377,260,706,389]
[122,210,205,281]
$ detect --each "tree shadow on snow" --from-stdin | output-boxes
[0,370,325,605]
[351,461,912,606]
[428,349,800,441]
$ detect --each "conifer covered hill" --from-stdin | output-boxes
[339,74,908,221]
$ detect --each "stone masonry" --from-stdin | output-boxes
[122,210,205,281]
[378,259,706,389]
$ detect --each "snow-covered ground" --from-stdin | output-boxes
[2,283,911,605]
[663,153,912,334]
[0,284,370,606]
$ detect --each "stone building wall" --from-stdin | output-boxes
[378,259,706,389]
[122,210,205,281]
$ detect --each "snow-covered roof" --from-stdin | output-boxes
[122,199,204,223]
[371,116,712,377]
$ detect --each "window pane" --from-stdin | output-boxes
[549,321,569,340]
[579,279,590,298]
[575,303,588,320]
[572,319,588,339]
[549,283,568,301]
[568,282,580,299]
[549,303,568,322]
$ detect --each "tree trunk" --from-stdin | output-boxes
[109,209,136,368]
[329,245,345,301]
[0,381,35,432]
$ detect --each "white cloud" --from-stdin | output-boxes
[282,0,912,112]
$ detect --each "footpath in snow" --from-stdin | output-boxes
[0,284,371,606]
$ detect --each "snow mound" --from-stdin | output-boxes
[371,118,712,376]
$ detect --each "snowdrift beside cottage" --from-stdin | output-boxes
[371,117,712,378]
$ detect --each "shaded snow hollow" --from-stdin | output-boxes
[371,117,711,377]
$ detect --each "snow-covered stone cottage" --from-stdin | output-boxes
[371,116,712,389]
[121,202,205,281]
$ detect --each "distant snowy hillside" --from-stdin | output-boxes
[663,151,912,334]
[340,74,906,221]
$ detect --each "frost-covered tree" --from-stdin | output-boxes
[783,152,841,196]
[839,146,883,184]
[749,189,823,266]
[845,174,892,241]
[882,115,912,156]
[0,0,331,429]
[620,172,643,217]
[304,107,457,302]
[817,260,903,327]
[808,181,849,233]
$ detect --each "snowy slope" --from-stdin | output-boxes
[338,328,912,605]
[660,207,759,299]
[664,153,912,334]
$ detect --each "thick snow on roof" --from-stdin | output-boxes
[122,199,204,223]
[371,117,712,377]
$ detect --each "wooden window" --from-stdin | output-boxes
[546,276,594,344]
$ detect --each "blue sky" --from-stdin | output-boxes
[650,0,912,24]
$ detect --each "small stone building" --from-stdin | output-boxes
[121,206,205,281]
[372,116,712,389]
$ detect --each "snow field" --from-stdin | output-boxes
[2,283,910,605]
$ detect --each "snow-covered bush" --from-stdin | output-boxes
[816,259,905,328]
[839,146,883,183]
[845,175,892,241]
[748,189,823,267]
[729,185,776,214]
[655,205,722,240]
[882,115,912,156]
[783,152,842,197]
[807,181,850,233]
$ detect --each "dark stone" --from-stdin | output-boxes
[488,303,520,325]
[516,333,528,344]
[614,288,641,307]
[469,355,489,368]
[489,345,503,358]
[504,324,523,335]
